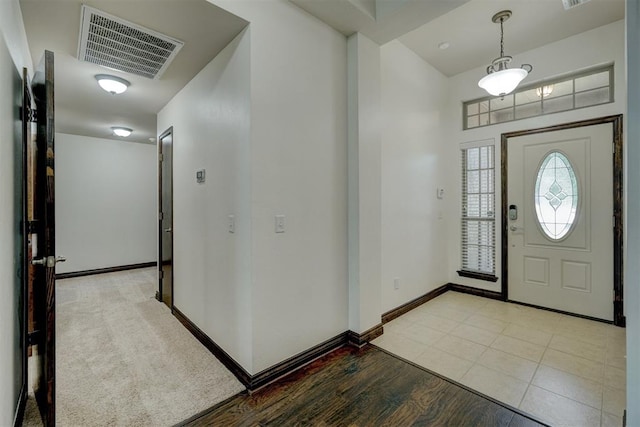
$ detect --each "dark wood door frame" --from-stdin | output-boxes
[157,127,174,311]
[501,114,624,326]
[31,50,57,426]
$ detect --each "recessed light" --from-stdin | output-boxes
[438,41,450,50]
[112,127,132,137]
[96,74,130,94]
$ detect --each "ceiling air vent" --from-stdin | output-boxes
[562,0,592,10]
[77,5,184,79]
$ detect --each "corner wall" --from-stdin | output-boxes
[379,40,451,312]
[157,27,254,372]
[55,133,157,274]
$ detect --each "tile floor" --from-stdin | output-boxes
[372,291,626,427]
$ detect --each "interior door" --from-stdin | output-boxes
[158,127,173,309]
[29,50,59,427]
[506,122,614,321]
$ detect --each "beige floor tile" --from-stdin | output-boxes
[459,364,529,408]
[603,386,626,417]
[463,314,507,334]
[502,323,552,347]
[412,346,473,381]
[434,334,487,362]
[531,365,603,409]
[540,348,604,382]
[383,317,414,333]
[549,334,606,363]
[425,306,472,322]
[371,333,427,362]
[413,313,460,334]
[519,385,601,427]
[450,323,499,346]
[604,365,626,391]
[601,411,623,427]
[606,352,627,370]
[398,323,446,346]
[491,335,545,362]
[477,348,538,382]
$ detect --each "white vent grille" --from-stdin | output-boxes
[78,5,184,79]
[562,0,592,10]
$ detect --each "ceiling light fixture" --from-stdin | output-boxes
[96,74,130,95]
[478,10,532,97]
[112,127,132,137]
[536,85,554,98]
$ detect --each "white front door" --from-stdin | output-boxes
[507,123,613,321]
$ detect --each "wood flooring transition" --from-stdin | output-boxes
[179,345,548,426]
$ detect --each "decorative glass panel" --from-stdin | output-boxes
[534,152,579,240]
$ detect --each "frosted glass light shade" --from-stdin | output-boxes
[96,74,130,94]
[112,127,132,137]
[478,68,528,97]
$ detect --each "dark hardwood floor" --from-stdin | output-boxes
[178,345,548,426]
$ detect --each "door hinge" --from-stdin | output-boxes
[27,220,39,234]
[613,215,616,228]
[159,270,164,280]
[27,330,41,346]
[159,212,164,220]
[159,153,164,162]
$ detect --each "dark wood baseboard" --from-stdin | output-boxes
[173,305,348,392]
[448,283,504,300]
[12,384,26,427]
[381,284,449,324]
[251,332,347,391]
[346,323,383,347]
[55,261,156,280]
[172,306,252,387]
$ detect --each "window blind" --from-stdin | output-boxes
[461,145,496,275]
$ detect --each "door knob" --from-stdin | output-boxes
[164,228,172,233]
[32,255,67,267]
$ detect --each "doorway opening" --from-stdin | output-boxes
[158,127,174,310]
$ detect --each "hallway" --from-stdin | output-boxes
[372,292,626,427]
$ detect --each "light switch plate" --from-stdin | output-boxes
[228,214,235,233]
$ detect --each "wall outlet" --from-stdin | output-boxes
[275,215,285,233]
[393,277,400,290]
[436,187,445,199]
[196,169,206,183]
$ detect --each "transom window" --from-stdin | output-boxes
[534,151,579,240]
[463,64,613,130]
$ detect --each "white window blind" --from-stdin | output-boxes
[461,145,496,275]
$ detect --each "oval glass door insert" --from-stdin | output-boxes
[534,151,579,240]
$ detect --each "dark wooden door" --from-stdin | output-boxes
[158,127,173,309]
[29,50,57,427]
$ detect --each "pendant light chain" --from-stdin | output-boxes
[499,16,505,58]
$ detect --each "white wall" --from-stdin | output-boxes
[0,29,21,427]
[158,28,254,371]
[379,40,451,312]
[625,1,639,424]
[446,20,626,293]
[348,33,382,334]
[55,133,157,274]
[208,0,349,373]
[0,1,31,424]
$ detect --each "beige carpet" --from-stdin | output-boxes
[55,267,244,426]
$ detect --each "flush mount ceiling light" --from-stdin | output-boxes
[96,74,130,94]
[112,127,132,137]
[478,10,532,97]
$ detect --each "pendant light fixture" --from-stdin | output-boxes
[478,10,532,97]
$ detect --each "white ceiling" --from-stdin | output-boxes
[19,0,624,144]
[20,0,247,144]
